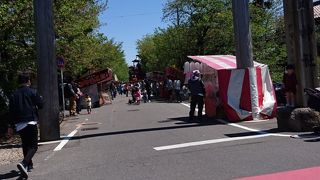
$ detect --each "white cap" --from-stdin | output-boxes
[193,70,200,75]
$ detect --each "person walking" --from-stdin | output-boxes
[110,82,116,100]
[7,74,44,178]
[174,79,182,103]
[166,76,174,102]
[145,79,152,102]
[283,64,298,107]
[65,82,77,116]
[75,84,83,114]
[124,83,129,97]
[188,70,206,122]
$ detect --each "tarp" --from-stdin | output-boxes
[188,55,265,70]
[76,68,113,88]
[187,55,277,122]
[114,74,119,82]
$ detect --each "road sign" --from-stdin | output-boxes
[57,56,65,68]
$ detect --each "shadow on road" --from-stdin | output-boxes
[224,127,292,138]
[0,144,21,150]
[305,138,320,142]
[71,117,222,141]
[0,170,23,180]
[162,116,222,126]
[224,131,262,138]
[289,132,320,142]
[152,98,188,104]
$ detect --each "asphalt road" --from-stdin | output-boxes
[1,96,320,180]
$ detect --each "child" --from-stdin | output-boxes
[85,94,92,114]
[283,65,298,107]
[134,89,141,105]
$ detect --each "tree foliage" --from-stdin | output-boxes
[53,0,128,80]
[137,0,286,81]
[0,0,128,114]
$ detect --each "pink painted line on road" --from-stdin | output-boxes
[235,166,320,180]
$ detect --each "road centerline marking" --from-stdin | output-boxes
[180,103,290,137]
[154,134,271,151]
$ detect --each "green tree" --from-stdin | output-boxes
[137,0,287,81]
[250,0,286,81]
[0,0,128,117]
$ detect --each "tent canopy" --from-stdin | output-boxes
[188,55,265,70]
[185,55,276,121]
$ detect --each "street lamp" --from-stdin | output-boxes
[132,55,141,67]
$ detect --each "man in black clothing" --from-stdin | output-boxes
[145,79,152,102]
[7,74,44,178]
[65,82,78,116]
[188,70,206,122]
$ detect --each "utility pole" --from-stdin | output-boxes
[34,0,60,141]
[232,0,254,69]
[283,0,317,106]
[232,0,261,120]
[176,7,180,27]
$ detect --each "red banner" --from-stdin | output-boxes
[76,69,113,88]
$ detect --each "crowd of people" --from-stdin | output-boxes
[113,80,155,105]
[108,78,190,105]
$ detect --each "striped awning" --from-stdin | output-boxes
[314,4,320,19]
[188,55,265,70]
[314,0,320,24]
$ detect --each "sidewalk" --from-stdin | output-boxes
[0,107,99,177]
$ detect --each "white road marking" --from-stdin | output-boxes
[290,134,320,139]
[181,103,260,131]
[154,103,291,151]
[53,118,90,152]
[217,119,263,132]
[38,140,61,145]
[53,129,78,151]
[246,119,271,123]
[271,133,291,137]
[154,134,271,151]
[180,103,291,137]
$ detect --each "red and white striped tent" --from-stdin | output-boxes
[187,55,277,122]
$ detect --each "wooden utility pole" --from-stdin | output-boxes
[34,0,60,141]
[283,0,317,106]
[232,0,254,69]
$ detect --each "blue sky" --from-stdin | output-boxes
[98,0,169,65]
